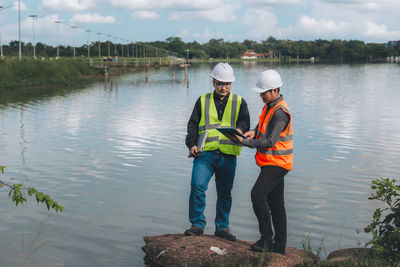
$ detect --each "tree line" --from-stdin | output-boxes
[1,36,399,62]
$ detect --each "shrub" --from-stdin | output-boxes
[364,177,400,264]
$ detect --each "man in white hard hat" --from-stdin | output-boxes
[184,62,250,241]
[230,69,292,254]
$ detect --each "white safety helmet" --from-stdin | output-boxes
[252,69,283,93]
[210,63,235,82]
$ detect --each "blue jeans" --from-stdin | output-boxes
[189,150,237,231]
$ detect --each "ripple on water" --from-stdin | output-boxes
[1,63,400,265]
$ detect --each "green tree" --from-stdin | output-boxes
[313,39,329,59]
[345,40,366,61]
[367,43,392,60]
[327,39,346,61]
[165,37,185,57]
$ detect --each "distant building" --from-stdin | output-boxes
[387,40,399,48]
[240,50,268,59]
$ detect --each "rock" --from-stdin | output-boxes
[142,234,313,267]
[327,248,373,263]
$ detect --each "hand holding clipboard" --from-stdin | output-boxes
[216,127,247,143]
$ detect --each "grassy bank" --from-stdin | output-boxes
[0,57,105,90]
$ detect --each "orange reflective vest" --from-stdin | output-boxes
[255,99,293,170]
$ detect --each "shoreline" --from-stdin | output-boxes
[0,57,396,91]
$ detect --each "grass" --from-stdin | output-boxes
[0,57,104,89]
[0,56,184,90]
[299,236,398,267]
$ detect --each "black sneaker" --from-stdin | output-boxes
[214,228,236,241]
[250,239,272,252]
[184,226,204,236]
[272,244,286,255]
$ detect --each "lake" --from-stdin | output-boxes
[1,62,400,266]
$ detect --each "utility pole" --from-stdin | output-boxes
[86,29,91,58]
[126,40,129,58]
[121,39,124,58]
[107,34,111,57]
[0,32,3,58]
[0,6,2,57]
[114,36,117,56]
[29,15,37,59]
[97,32,102,58]
[54,20,61,58]
[18,0,21,61]
[185,48,190,64]
[70,25,77,58]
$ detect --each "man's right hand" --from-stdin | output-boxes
[189,146,200,157]
[244,130,255,139]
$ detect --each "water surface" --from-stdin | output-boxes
[1,62,400,266]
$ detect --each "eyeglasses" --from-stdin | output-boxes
[261,89,273,95]
[215,81,232,87]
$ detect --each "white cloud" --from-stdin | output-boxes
[194,4,237,22]
[297,15,346,35]
[12,1,28,11]
[110,0,222,11]
[71,13,116,23]
[193,28,213,40]
[168,3,238,23]
[364,22,400,39]
[246,0,301,5]
[41,0,98,12]
[241,7,286,39]
[318,0,400,11]
[292,0,400,41]
[131,11,159,19]
[193,28,224,40]
[0,14,77,45]
[177,28,189,38]
[169,13,180,22]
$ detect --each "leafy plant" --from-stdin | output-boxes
[301,235,325,265]
[364,177,400,263]
[0,165,63,212]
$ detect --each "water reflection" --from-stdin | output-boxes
[0,63,400,265]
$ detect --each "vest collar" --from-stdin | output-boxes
[267,94,283,108]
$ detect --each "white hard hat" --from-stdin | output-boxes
[252,69,283,93]
[210,63,235,82]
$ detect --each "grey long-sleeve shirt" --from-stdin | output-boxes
[242,95,289,149]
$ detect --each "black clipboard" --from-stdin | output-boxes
[196,131,208,152]
[216,127,247,139]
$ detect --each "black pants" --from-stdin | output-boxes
[251,165,288,252]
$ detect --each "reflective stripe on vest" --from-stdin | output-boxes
[255,99,293,170]
[198,92,243,156]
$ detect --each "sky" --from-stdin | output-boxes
[0,0,399,47]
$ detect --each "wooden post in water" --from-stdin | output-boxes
[172,72,175,82]
[184,64,189,88]
[145,67,149,82]
[184,64,188,82]
[104,65,108,81]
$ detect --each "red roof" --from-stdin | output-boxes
[241,50,268,57]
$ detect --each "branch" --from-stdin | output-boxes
[0,179,13,189]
